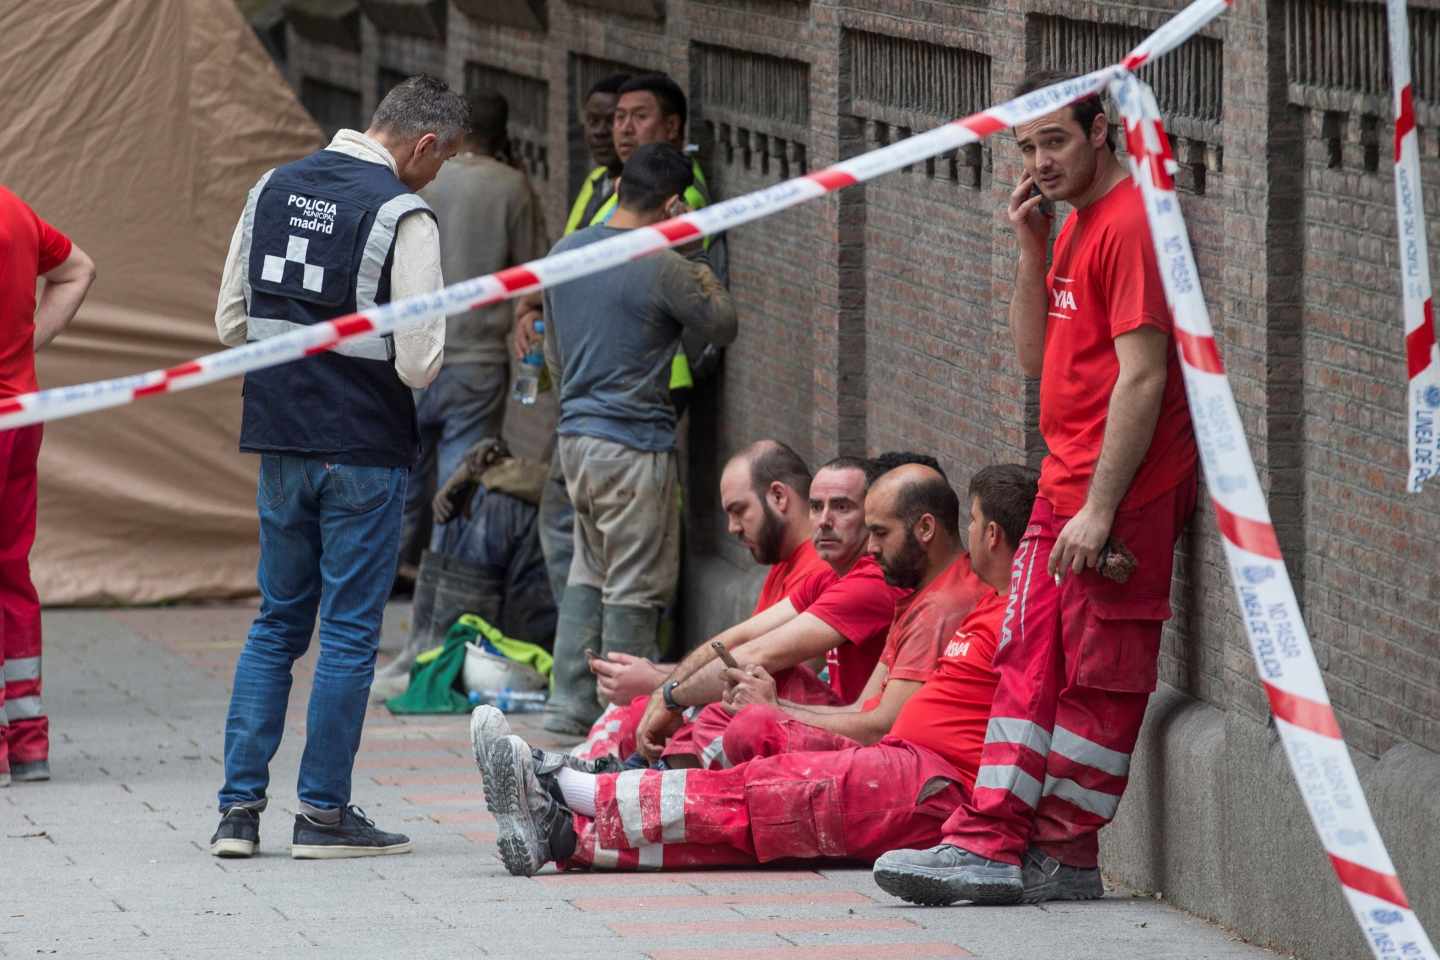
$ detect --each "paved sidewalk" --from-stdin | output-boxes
[2,606,1287,960]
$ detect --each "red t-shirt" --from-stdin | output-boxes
[860,551,989,710]
[787,555,909,704]
[752,538,831,616]
[889,589,1007,790]
[0,187,73,398]
[1039,180,1197,515]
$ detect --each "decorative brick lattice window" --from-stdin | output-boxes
[1286,0,1440,173]
[301,77,363,140]
[843,31,992,188]
[465,62,550,181]
[692,44,811,179]
[1029,14,1222,194]
[376,66,407,106]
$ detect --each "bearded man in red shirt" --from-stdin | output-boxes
[872,71,1198,906]
[0,188,96,786]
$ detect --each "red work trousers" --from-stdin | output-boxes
[0,424,46,771]
[942,480,1196,868]
[564,736,966,870]
[575,665,839,765]
[662,701,860,769]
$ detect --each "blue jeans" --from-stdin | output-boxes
[400,362,508,557]
[219,454,407,815]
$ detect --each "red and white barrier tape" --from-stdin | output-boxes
[1112,73,1437,960]
[1387,0,1440,493]
[0,0,1232,433]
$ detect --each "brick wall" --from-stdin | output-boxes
[259,0,1440,761]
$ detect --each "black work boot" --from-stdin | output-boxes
[1021,848,1104,903]
[873,844,1024,906]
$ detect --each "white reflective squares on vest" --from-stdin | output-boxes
[261,233,326,293]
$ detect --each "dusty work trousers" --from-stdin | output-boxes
[572,667,840,766]
[564,737,967,869]
[941,479,1196,868]
[0,424,46,770]
[663,700,857,769]
[558,435,679,608]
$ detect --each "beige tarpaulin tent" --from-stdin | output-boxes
[0,0,322,603]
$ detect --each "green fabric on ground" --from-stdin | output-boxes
[384,613,554,714]
[384,620,470,715]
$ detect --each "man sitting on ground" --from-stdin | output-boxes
[468,464,1039,875]
[568,439,828,763]
[641,456,910,767]
[650,463,989,770]
[596,456,905,763]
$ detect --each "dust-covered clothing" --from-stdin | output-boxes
[564,738,967,870]
[557,435,679,609]
[543,224,736,453]
[420,154,540,366]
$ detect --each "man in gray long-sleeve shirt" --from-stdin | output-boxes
[541,143,737,734]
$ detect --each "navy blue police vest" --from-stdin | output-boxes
[238,148,434,467]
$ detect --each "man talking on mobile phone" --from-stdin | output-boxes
[872,71,1198,906]
[540,142,738,736]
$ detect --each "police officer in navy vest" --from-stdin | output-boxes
[209,76,469,860]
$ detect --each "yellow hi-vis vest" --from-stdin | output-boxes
[564,166,611,237]
[588,158,713,391]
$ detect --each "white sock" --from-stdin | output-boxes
[556,766,598,816]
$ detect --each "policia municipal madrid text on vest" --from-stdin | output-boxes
[565,157,717,392]
[237,150,431,466]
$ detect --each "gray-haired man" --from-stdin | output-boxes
[209,75,467,860]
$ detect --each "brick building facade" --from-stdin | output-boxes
[246,1,1439,954]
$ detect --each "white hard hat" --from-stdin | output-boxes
[462,641,547,695]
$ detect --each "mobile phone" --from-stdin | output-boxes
[1029,182,1055,218]
[710,640,741,670]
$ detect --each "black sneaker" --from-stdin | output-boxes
[485,735,576,876]
[209,807,260,858]
[291,805,412,860]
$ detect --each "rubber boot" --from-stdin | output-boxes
[544,584,603,735]
[601,604,661,664]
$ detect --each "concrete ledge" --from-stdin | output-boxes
[1099,685,1227,920]
[679,549,768,652]
[1105,684,1440,959]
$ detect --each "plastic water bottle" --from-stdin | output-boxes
[482,688,548,714]
[512,320,544,406]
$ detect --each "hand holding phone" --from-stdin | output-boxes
[1028,182,1055,218]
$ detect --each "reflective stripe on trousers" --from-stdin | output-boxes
[4,656,40,683]
[613,768,689,846]
[5,695,44,720]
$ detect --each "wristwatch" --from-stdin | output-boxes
[661,679,684,713]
